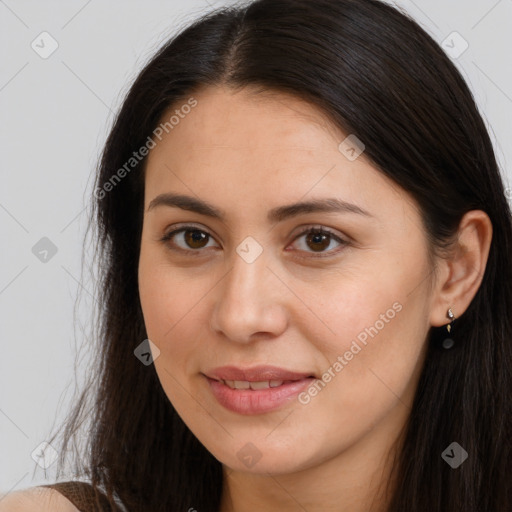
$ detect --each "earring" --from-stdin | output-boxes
[442,308,455,349]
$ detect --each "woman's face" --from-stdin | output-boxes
[138,85,436,475]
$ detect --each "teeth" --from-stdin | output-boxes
[249,381,270,390]
[222,379,285,390]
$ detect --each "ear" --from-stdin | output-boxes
[429,210,493,328]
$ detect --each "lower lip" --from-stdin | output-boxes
[205,376,315,415]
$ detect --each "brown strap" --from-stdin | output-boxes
[40,481,114,511]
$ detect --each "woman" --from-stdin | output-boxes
[3,0,511,510]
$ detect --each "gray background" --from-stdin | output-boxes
[1,0,511,495]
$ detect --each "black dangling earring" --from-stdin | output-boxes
[442,307,455,349]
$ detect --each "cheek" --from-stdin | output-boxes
[296,256,431,417]
[138,260,206,412]
[138,250,213,373]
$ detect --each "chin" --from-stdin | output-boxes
[223,455,307,475]
[205,436,322,476]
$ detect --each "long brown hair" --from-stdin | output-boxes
[47,0,512,510]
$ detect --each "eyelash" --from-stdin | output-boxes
[159,224,349,259]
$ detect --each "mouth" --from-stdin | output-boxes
[213,378,307,390]
[204,364,316,382]
[202,365,316,415]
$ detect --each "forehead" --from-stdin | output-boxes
[149,85,342,154]
[143,85,413,225]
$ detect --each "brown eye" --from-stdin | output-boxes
[290,226,348,257]
[161,224,347,258]
[161,226,218,253]
[183,229,209,249]
[305,230,332,252]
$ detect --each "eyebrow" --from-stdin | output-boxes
[147,193,373,223]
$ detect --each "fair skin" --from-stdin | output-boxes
[0,487,79,511]
[0,85,491,512]
[136,85,492,512]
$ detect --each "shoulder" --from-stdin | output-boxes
[0,486,80,511]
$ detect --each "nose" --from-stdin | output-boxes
[209,247,289,344]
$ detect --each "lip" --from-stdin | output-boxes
[205,365,315,382]
[203,365,316,415]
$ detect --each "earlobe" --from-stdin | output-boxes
[429,210,493,329]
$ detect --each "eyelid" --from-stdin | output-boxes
[288,225,349,258]
[160,222,349,257]
[160,222,220,253]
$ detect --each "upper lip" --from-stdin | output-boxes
[204,365,314,382]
